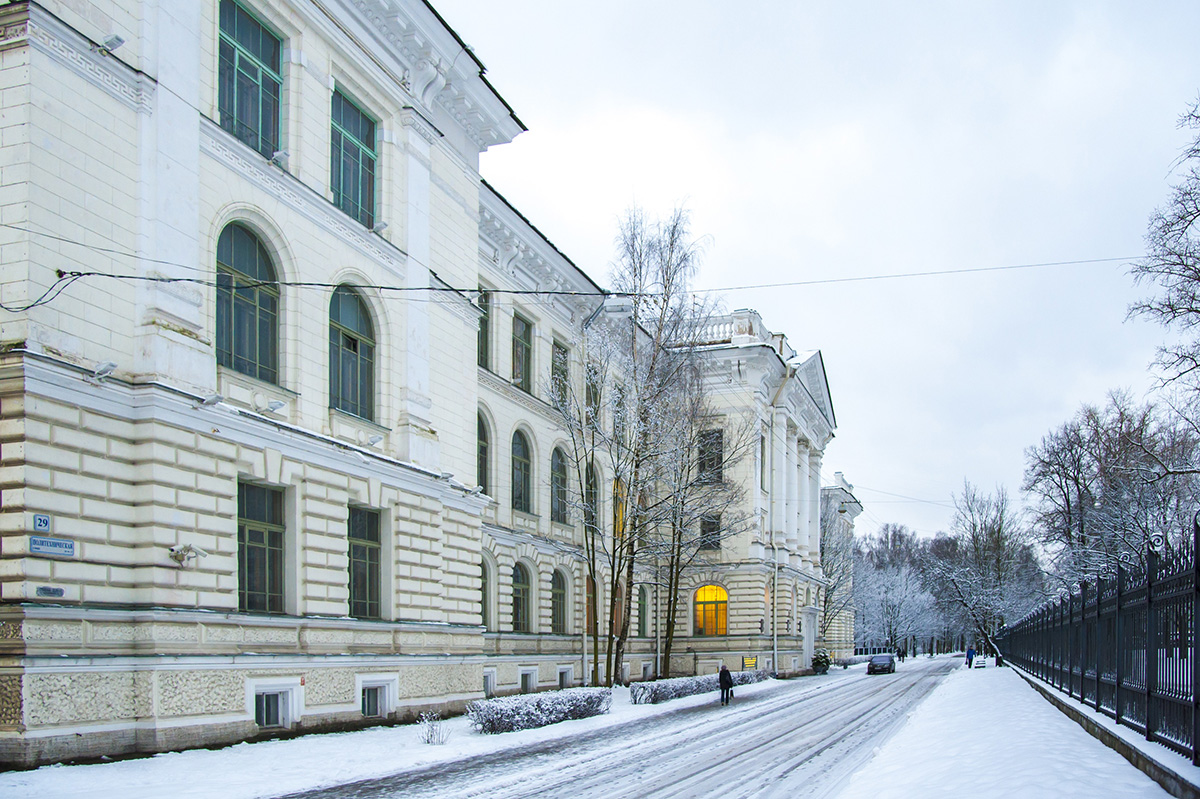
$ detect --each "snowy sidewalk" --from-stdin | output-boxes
[835,662,1171,799]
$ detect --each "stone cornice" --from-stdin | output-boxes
[199,118,407,279]
[478,365,562,426]
[482,523,585,561]
[334,0,524,152]
[4,3,154,114]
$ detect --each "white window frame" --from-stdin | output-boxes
[246,676,303,729]
[557,666,573,689]
[483,668,497,698]
[356,673,399,718]
[520,668,538,694]
[641,662,653,680]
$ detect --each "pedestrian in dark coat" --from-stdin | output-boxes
[719,665,734,705]
[966,647,976,668]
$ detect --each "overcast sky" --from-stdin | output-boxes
[434,0,1200,537]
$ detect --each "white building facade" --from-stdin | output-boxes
[0,0,842,767]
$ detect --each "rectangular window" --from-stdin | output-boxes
[551,340,569,404]
[218,0,282,158]
[238,482,285,613]
[512,314,533,393]
[477,290,490,369]
[520,671,537,694]
[331,89,377,228]
[361,686,382,717]
[255,691,283,727]
[483,670,497,698]
[585,366,601,428]
[760,434,768,490]
[698,429,724,483]
[700,515,721,550]
[348,507,381,619]
[558,668,572,690]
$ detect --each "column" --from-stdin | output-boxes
[796,439,810,559]
[771,409,787,564]
[808,450,823,568]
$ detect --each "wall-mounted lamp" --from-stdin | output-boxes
[371,222,388,234]
[366,434,384,447]
[168,543,209,567]
[192,393,223,409]
[270,150,289,168]
[96,34,125,56]
[265,400,286,414]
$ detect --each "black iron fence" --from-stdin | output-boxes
[997,520,1200,765]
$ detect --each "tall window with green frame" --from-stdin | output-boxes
[551,447,569,524]
[331,90,376,228]
[329,286,375,420]
[216,223,279,383]
[238,482,285,613]
[512,313,532,393]
[348,506,381,619]
[477,290,490,369]
[551,340,569,404]
[218,0,281,158]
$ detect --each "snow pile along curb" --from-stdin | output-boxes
[467,687,613,734]
[629,670,772,705]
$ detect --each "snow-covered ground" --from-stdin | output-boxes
[2,657,1179,798]
[835,660,1171,798]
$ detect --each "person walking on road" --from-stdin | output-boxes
[719,665,734,706]
[965,646,975,668]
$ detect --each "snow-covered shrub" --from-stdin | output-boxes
[629,669,771,705]
[418,711,449,745]
[811,648,831,674]
[467,687,612,734]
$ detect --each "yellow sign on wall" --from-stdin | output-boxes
[742,656,757,670]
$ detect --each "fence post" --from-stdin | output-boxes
[1094,575,1102,713]
[1148,548,1159,743]
[1191,511,1200,766]
[1116,565,1124,727]
[1081,580,1089,702]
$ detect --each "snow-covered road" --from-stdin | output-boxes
[285,657,957,799]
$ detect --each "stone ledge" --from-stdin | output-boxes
[1012,664,1200,799]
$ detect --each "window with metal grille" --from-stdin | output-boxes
[329,286,375,420]
[218,0,281,158]
[331,90,376,227]
[348,507,380,619]
[694,584,728,636]
[477,290,490,369]
[238,482,284,613]
[216,223,278,383]
[511,431,532,513]
[550,447,569,524]
[512,314,532,393]
[512,562,531,633]
[551,570,567,634]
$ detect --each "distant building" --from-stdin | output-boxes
[820,472,862,660]
[0,0,841,766]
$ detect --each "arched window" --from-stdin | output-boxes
[551,448,569,524]
[551,570,568,634]
[512,562,531,633]
[477,414,490,495]
[480,561,491,630]
[638,584,649,638]
[694,584,728,637]
[512,431,532,513]
[329,286,374,420]
[216,223,278,383]
[584,462,598,533]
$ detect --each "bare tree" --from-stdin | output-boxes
[1130,99,1200,393]
[818,494,855,647]
[853,525,937,652]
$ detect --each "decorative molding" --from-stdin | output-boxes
[400,106,441,145]
[478,366,561,426]
[199,119,407,280]
[15,6,154,114]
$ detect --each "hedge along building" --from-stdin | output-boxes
[0,0,840,767]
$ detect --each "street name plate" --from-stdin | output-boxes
[35,586,64,598]
[29,536,74,557]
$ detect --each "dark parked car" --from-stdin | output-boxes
[867,654,897,674]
